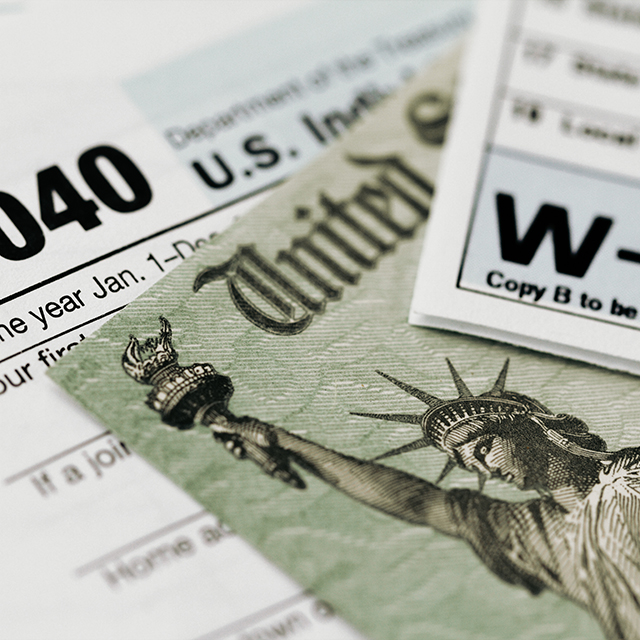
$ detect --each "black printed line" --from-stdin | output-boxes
[618,249,640,264]
[455,0,525,287]
[489,143,640,190]
[4,431,111,484]
[522,25,640,68]
[193,591,310,640]
[481,1,525,151]
[505,86,640,131]
[0,180,282,307]
[0,306,125,366]
[75,510,210,577]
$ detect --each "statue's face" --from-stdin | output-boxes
[462,432,533,490]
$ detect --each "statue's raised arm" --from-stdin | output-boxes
[123,318,640,640]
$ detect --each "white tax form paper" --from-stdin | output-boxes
[0,2,472,638]
[411,0,640,374]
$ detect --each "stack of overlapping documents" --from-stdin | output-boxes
[8,1,640,639]
[0,2,472,639]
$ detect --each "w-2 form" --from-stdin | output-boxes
[411,0,640,374]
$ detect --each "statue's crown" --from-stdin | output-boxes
[354,359,611,491]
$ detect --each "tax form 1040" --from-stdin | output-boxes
[411,0,640,375]
[0,2,471,638]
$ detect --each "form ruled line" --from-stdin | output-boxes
[4,431,111,485]
[193,591,310,640]
[75,510,210,577]
[0,306,124,366]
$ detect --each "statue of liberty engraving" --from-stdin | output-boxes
[123,317,640,640]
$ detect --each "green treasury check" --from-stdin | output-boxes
[50,48,639,640]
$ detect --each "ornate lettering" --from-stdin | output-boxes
[194,155,434,335]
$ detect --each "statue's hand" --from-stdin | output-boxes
[209,414,306,489]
